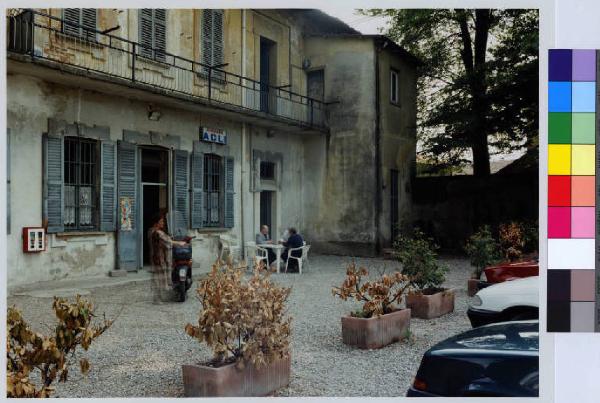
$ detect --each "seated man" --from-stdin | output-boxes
[281,227,304,273]
[256,225,276,270]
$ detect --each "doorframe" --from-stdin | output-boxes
[136,145,171,268]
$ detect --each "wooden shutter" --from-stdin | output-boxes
[63,9,81,37]
[224,156,234,228]
[7,129,10,234]
[172,149,189,231]
[212,10,224,79]
[117,141,138,270]
[139,9,154,59]
[43,134,64,233]
[190,145,205,229]
[100,141,117,232]
[201,9,213,73]
[81,9,97,41]
[154,9,166,62]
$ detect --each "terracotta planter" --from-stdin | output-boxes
[467,279,480,297]
[341,308,411,349]
[406,288,455,319]
[182,355,291,397]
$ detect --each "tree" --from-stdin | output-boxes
[363,9,538,176]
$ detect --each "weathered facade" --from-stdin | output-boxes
[6,8,418,286]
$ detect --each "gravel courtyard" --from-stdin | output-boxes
[8,254,473,397]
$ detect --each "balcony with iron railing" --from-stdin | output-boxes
[6,9,327,132]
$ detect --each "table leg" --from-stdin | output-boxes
[276,249,281,274]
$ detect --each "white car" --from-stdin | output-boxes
[467,276,539,327]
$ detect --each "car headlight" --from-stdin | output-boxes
[469,295,482,307]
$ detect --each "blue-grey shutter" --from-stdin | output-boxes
[42,134,65,233]
[100,141,117,232]
[117,141,138,270]
[139,9,154,59]
[43,134,64,233]
[173,149,189,231]
[201,9,213,74]
[154,9,166,62]
[213,10,224,67]
[7,129,10,234]
[63,9,81,37]
[224,156,234,228]
[81,9,97,41]
[190,146,204,229]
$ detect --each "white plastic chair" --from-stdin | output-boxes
[285,244,310,274]
[244,241,268,268]
[219,236,241,262]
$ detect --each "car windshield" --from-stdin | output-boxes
[453,322,539,351]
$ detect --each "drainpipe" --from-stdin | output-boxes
[240,10,247,256]
[374,40,382,256]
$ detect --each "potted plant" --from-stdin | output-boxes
[332,263,412,349]
[464,226,502,296]
[394,229,453,319]
[183,260,292,397]
[499,222,526,262]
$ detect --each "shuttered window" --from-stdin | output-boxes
[139,9,167,62]
[200,153,234,228]
[201,9,224,77]
[62,9,97,41]
[43,134,116,234]
[390,69,400,105]
[64,137,98,231]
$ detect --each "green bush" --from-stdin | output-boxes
[464,226,502,279]
[394,229,447,291]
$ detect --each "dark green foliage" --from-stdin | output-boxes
[464,226,502,279]
[394,229,447,291]
[361,9,539,176]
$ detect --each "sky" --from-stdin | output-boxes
[317,7,390,34]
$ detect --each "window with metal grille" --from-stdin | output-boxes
[201,9,224,78]
[139,9,166,62]
[260,161,275,180]
[390,69,400,105]
[64,137,98,230]
[203,153,223,227]
[62,9,97,41]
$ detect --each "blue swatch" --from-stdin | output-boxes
[572,82,596,112]
[549,82,572,112]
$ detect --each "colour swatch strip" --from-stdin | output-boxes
[547,49,597,333]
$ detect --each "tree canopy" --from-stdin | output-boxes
[363,9,539,176]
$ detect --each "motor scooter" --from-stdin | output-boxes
[171,236,194,302]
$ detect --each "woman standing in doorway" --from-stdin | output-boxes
[147,210,186,304]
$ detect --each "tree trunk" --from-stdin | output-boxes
[457,9,493,177]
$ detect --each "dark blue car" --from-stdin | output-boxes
[407,320,539,397]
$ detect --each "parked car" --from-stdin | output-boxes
[407,320,539,397]
[468,276,538,328]
[473,260,539,295]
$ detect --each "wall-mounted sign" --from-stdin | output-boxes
[201,127,227,145]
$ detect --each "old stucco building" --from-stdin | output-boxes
[6,8,418,286]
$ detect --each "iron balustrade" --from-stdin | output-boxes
[7,9,326,129]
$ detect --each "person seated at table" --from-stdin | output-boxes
[256,225,277,269]
[281,227,304,273]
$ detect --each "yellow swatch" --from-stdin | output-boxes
[548,144,571,175]
[572,144,595,175]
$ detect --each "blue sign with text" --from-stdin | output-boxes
[201,127,227,145]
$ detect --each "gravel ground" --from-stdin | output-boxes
[7,254,473,397]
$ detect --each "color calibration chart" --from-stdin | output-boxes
[548,49,597,332]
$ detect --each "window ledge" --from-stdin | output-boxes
[56,231,109,237]
[195,227,231,234]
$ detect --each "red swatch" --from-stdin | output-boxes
[549,176,571,206]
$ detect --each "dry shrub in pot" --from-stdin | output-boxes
[331,262,412,318]
[185,260,291,369]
